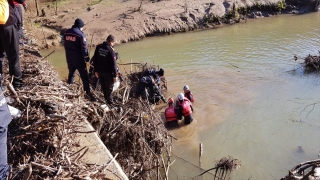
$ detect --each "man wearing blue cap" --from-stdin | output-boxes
[64,18,95,101]
[0,88,12,180]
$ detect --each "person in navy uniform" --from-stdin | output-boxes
[142,68,164,85]
[63,18,94,101]
[0,88,12,180]
[0,0,25,88]
[91,35,118,105]
[135,74,167,104]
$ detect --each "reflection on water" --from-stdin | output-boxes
[42,13,320,179]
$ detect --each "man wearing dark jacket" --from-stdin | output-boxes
[0,88,12,180]
[142,68,164,85]
[64,18,94,101]
[0,0,25,88]
[92,35,117,104]
[135,74,166,104]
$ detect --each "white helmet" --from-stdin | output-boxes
[183,85,189,91]
[177,93,184,101]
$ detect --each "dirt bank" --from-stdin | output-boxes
[22,0,317,49]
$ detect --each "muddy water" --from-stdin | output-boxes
[42,12,320,179]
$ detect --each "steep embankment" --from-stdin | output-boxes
[23,0,316,48]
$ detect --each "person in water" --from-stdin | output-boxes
[183,85,194,103]
[165,98,179,128]
[176,93,193,124]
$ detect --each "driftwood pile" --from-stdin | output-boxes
[198,156,241,180]
[296,54,320,72]
[4,47,115,179]
[304,55,320,71]
[89,63,173,179]
[3,45,173,180]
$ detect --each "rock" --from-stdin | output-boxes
[41,8,46,17]
[51,41,58,46]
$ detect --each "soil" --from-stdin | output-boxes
[22,0,292,49]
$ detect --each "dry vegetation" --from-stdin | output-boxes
[3,44,174,179]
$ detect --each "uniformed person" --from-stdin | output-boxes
[91,35,117,104]
[135,74,167,104]
[64,18,94,101]
[142,68,164,85]
[0,88,12,180]
[0,0,25,88]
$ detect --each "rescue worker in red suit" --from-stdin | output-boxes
[63,18,95,101]
[0,0,25,88]
[183,85,194,103]
[176,93,193,124]
[13,0,27,39]
[165,98,179,128]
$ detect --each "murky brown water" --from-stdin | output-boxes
[42,12,320,179]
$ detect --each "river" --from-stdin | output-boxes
[42,12,320,179]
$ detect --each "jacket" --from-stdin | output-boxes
[13,0,26,6]
[0,0,25,27]
[177,97,193,119]
[91,42,117,76]
[136,75,163,98]
[63,25,89,65]
[165,106,178,121]
[185,91,194,102]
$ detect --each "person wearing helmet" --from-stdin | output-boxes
[165,98,179,128]
[176,93,193,124]
[0,88,12,179]
[183,85,194,103]
[135,74,167,104]
[142,68,164,85]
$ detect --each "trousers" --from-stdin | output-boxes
[67,61,90,95]
[98,72,114,103]
[0,24,22,81]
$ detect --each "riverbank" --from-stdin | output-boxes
[22,0,318,49]
[4,43,128,179]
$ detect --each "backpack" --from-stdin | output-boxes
[0,0,9,25]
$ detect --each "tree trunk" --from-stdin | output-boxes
[34,0,39,16]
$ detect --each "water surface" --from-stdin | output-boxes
[42,13,320,179]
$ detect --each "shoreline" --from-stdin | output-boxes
[22,0,318,49]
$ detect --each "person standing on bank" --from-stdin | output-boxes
[91,35,118,105]
[0,88,13,180]
[13,0,27,40]
[64,18,94,101]
[0,0,25,88]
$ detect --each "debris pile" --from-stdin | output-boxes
[3,45,173,179]
[4,47,114,179]
[199,156,241,180]
[304,54,320,71]
[88,63,173,179]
